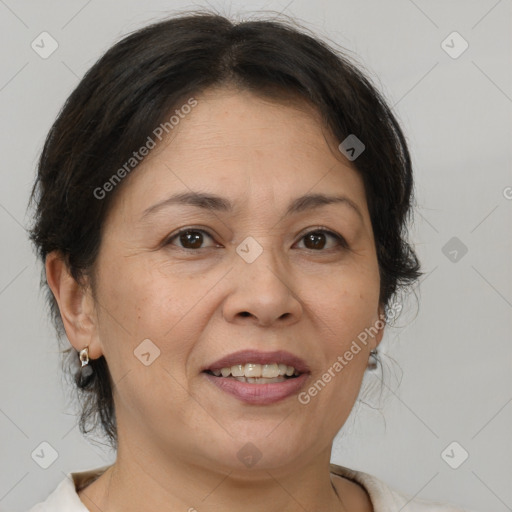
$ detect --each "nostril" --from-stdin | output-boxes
[239,311,251,317]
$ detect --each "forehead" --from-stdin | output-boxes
[166,87,338,165]
[110,87,368,221]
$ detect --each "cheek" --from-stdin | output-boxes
[97,254,187,333]
[93,258,201,420]
[95,254,212,376]
[306,261,380,339]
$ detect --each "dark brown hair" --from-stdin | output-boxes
[28,11,422,450]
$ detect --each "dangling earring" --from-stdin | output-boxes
[79,346,93,379]
[367,348,378,370]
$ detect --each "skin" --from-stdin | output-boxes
[46,86,385,512]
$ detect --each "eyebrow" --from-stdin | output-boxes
[141,191,363,221]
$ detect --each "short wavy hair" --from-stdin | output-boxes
[28,11,422,450]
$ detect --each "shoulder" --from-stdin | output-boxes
[26,465,112,511]
[330,463,477,512]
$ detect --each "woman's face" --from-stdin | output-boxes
[89,87,384,472]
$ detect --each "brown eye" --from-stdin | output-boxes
[166,229,216,250]
[297,229,347,251]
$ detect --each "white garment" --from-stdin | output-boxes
[28,463,475,511]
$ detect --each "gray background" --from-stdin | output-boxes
[1,0,511,511]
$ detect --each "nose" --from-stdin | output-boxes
[222,245,303,327]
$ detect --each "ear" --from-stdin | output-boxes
[45,251,103,360]
[373,303,386,350]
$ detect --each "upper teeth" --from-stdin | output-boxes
[212,363,298,378]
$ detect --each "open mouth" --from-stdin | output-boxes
[203,363,301,384]
[202,357,310,404]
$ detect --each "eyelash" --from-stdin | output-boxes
[163,226,349,252]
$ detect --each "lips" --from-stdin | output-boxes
[203,371,310,404]
[201,349,311,404]
[202,349,310,375]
